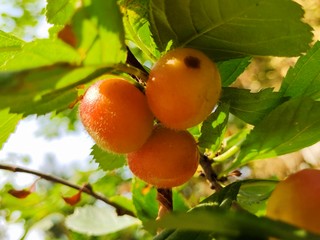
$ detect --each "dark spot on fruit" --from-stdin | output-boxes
[184,56,200,69]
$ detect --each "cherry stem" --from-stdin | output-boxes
[114,63,149,83]
[42,63,148,102]
[0,163,135,217]
[212,145,241,162]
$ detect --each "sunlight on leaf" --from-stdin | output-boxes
[229,97,320,170]
[132,178,158,224]
[65,205,140,236]
[149,0,313,60]
[0,30,24,64]
[0,39,81,71]
[198,103,229,153]
[46,0,77,25]
[0,108,22,149]
[217,57,251,87]
[120,0,160,63]
[281,41,320,100]
[220,88,288,125]
[91,144,126,171]
[72,0,127,65]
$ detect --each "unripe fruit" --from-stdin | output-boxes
[79,78,154,154]
[127,125,199,188]
[146,48,221,130]
[266,169,320,234]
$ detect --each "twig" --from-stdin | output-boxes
[0,163,135,217]
[156,188,173,220]
[199,154,223,191]
[156,188,172,234]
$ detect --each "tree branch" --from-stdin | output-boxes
[156,188,172,234]
[0,163,135,217]
[156,188,173,220]
[199,154,223,191]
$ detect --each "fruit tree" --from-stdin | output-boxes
[1,0,320,239]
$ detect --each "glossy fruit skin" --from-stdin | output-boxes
[127,125,199,188]
[79,78,154,154]
[146,48,221,130]
[266,169,320,234]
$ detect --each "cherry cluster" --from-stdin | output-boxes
[79,48,222,188]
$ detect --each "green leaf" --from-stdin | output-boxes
[147,205,320,240]
[198,103,229,152]
[109,195,137,215]
[0,66,100,116]
[51,66,97,89]
[237,179,277,216]
[46,0,77,25]
[133,186,189,232]
[120,0,160,63]
[72,0,126,65]
[0,109,22,150]
[149,0,313,60]
[203,181,241,208]
[155,180,277,240]
[280,41,320,100]
[220,88,288,125]
[204,179,277,215]
[0,30,24,64]
[91,172,125,197]
[223,128,250,152]
[65,205,140,236]
[230,97,320,170]
[0,39,81,71]
[0,68,75,116]
[172,191,190,212]
[212,128,249,163]
[1,183,70,231]
[91,145,126,171]
[132,178,158,224]
[25,88,78,116]
[154,230,212,240]
[217,57,251,87]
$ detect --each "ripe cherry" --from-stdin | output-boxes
[127,124,199,188]
[266,168,320,234]
[79,78,154,154]
[146,48,221,130]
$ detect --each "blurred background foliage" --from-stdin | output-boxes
[0,0,48,41]
[235,0,320,179]
[1,0,320,239]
